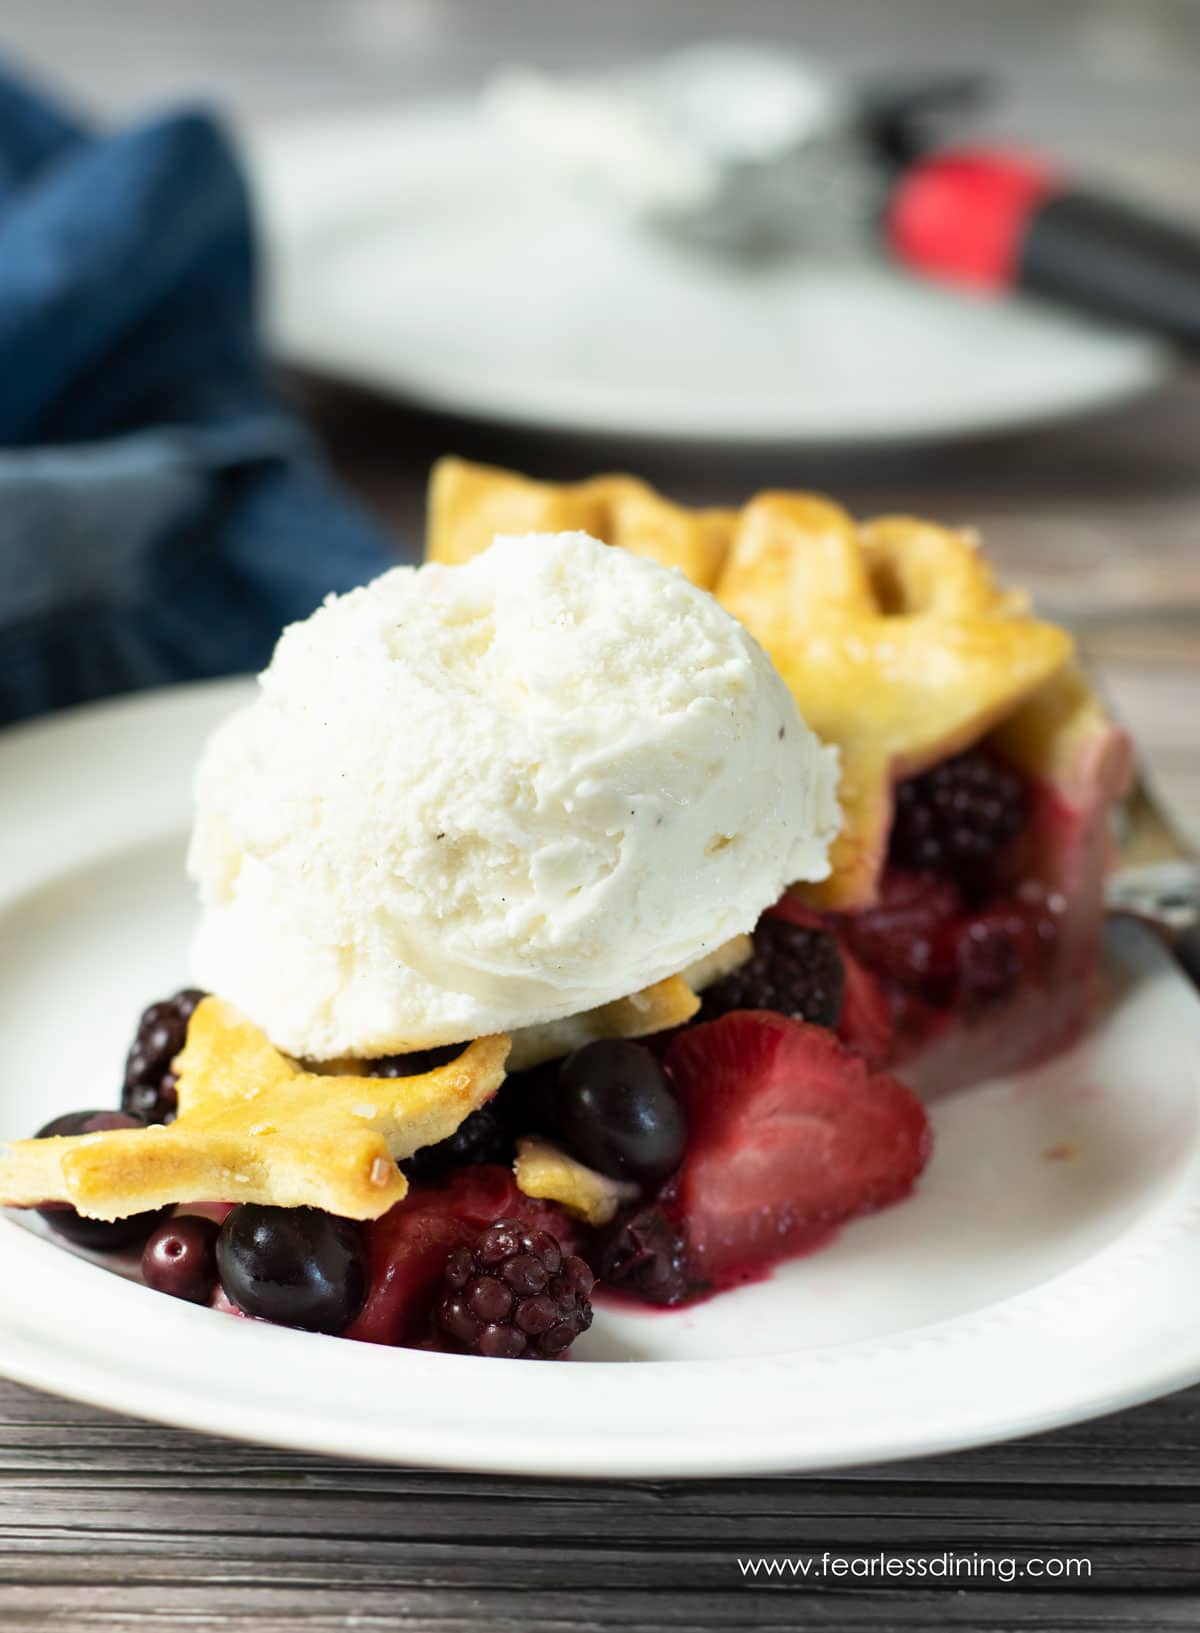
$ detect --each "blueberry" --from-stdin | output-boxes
[553,1041,686,1186]
[216,1205,368,1334]
[142,1215,220,1304]
[367,1044,466,1078]
[34,1110,168,1251]
[37,1110,142,1138]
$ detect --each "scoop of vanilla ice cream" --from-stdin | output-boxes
[188,531,840,1059]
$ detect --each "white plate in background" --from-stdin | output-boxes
[242,102,1170,446]
[2,683,1200,1474]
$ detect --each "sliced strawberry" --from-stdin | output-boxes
[345,1166,578,1349]
[664,1012,931,1288]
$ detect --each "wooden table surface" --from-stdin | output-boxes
[2,1,1199,1628]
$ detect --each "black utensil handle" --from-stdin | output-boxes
[1020,190,1200,346]
[1176,925,1200,992]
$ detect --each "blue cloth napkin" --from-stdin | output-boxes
[0,67,395,728]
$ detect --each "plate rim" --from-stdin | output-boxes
[239,101,1172,450]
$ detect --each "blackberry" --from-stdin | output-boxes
[955,920,1023,1010]
[596,1206,688,1307]
[953,900,1059,1014]
[367,1050,515,1181]
[122,989,206,1124]
[367,1044,466,1078]
[434,1217,594,1359]
[400,1104,512,1183]
[702,919,845,1029]
[889,749,1025,884]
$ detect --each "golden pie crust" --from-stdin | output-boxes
[428,456,734,589]
[507,934,751,1072]
[507,975,698,1074]
[0,1000,508,1222]
[513,1136,637,1227]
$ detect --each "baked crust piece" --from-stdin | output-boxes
[428,456,735,589]
[505,936,751,1073]
[513,1136,638,1227]
[0,999,508,1222]
[506,975,700,1074]
[720,503,1073,907]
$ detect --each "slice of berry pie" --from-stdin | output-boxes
[0,480,1129,1356]
[429,460,1133,1095]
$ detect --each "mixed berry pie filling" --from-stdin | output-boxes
[18,695,1130,1366]
[16,731,1108,1356]
[23,918,932,1351]
[826,746,1067,1064]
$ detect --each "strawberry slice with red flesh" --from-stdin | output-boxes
[345,1166,579,1349]
[664,1012,931,1289]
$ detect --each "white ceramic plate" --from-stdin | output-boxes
[3,681,1200,1476]
[241,102,1170,447]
